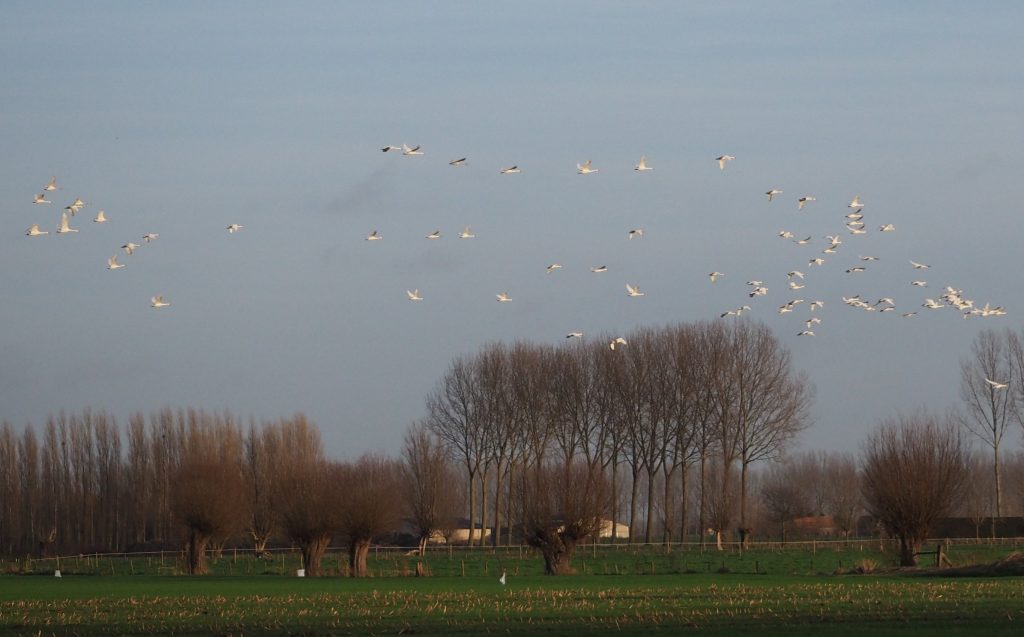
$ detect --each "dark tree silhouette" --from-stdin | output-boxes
[861,413,969,566]
[514,461,610,575]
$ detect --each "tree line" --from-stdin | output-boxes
[2,322,1023,573]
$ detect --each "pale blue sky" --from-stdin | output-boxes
[2,2,1023,457]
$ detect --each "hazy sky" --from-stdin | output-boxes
[3,2,1023,458]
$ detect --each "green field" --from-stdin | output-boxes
[2,543,1023,636]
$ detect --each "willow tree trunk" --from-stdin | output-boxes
[185,529,210,575]
[898,534,922,567]
[300,534,330,576]
[541,539,577,575]
[349,538,371,577]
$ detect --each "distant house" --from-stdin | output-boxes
[430,519,491,544]
[790,515,836,537]
[598,519,630,539]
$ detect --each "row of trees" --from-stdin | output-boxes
[425,320,812,550]
[2,322,1021,573]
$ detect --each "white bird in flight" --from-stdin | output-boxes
[33,193,51,204]
[143,233,159,243]
[458,226,475,239]
[500,166,520,174]
[151,295,170,308]
[381,145,401,152]
[797,196,816,210]
[779,230,794,239]
[107,255,125,270]
[716,155,735,170]
[709,271,724,283]
[911,280,928,287]
[56,212,78,234]
[879,224,896,232]
[566,332,583,339]
[94,210,108,223]
[634,156,653,171]
[986,378,1009,390]
[591,265,608,273]
[809,257,825,266]
[43,176,58,192]
[401,144,423,156]
[366,230,382,241]
[720,307,753,319]
[449,157,467,166]
[848,195,865,210]
[122,242,140,255]
[626,284,645,298]
[496,292,512,302]
[628,228,644,240]
[407,289,423,301]
[765,188,783,201]
[426,230,441,240]
[227,224,244,233]
[546,263,563,274]
[576,160,599,175]
[910,260,930,270]
[609,337,628,350]
[26,224,48,237]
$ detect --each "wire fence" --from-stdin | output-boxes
[5,536,1022,578]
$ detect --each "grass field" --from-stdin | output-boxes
[2,542,1023,636]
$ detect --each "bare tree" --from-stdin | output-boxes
[0,422,19,554]
[172,413,246,575]
[861,413,969,566]
[427,356,487,546]
[18,426,40,554]
[821,452,862,538]
[704,457,738,550]
[271,415,335,576]
[959,329,1016,529]
[665,324,700,543]
[760,458,815,540]
[717,321,811,547]
[244,422,275,554]
[514,461,610,574]
[958,451,996,539]
[335,454,404,577]
[401,422,461,555]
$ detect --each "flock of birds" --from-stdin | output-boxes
[23,145,1008,353]
[25,176,244,308]
[377,144,1008,348]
